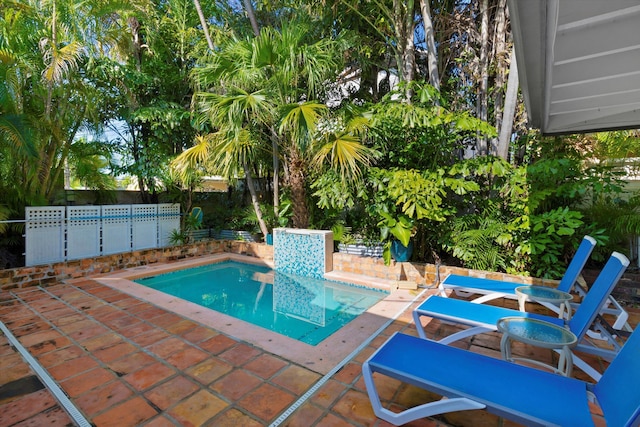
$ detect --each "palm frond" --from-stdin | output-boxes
[313,132,377,180]
[279,101,327,143]
[171,135,213,181]
[210,128,257,178]
[444,208,511,271]
[0,204,11,234]
[0,49,18,66]
[42,41,83,83]
[0,114,38,157]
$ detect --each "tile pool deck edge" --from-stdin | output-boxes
[92,254,419,375]
[3,257,632,427]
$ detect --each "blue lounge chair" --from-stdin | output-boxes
[439,235,596,306]
[413,252,630,381]
[440,235,630,344]
[362,325,640,426]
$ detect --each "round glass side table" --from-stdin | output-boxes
[497,316,578,377]
[515,285,573,319]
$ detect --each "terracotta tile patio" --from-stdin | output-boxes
[0,267,637,427]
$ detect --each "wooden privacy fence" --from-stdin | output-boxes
[25,204,180,266]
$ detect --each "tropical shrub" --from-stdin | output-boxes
[441,156,524,272]
[368,82,497,171]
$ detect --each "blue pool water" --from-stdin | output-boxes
[134,261,387,345]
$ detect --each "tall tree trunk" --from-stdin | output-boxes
[401,30,415,85]
[44,0,57,119]
[271,134,280,222]
[477,0,490,155]
[128,17,143,71]
[394,0,415,85]
[370,65,381,101]
[243,161,269,236]
[497,47,518,160]
[47,139,71,200]
[131,129,150,203]
[491,0,508,155]
[126,17,150,202]
[287,150,309,229]
[419,0,440,91]
[39,135,57,199]
[243,0,260,36]
[193,0,215,51]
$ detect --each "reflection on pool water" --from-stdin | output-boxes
[134,261,387,345]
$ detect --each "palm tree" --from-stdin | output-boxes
[183,19,377,233]
[0,0,80,203]
[178,88,275,236]
[0,0,151,204]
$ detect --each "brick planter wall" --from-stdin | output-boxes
[331,252,554,288]
[0,240,274,291]
[2,242,560,293]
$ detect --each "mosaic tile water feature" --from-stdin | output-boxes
[273,228,333,278]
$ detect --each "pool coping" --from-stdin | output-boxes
[92,254,419,374]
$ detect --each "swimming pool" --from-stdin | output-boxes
[134,260,387,345]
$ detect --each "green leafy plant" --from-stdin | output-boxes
[377,211,414,265]
[168,229,189,246]
[331,223,350,244]
[521,207,585,278]
[368,81,497,171]
[441,156,525,273]
[168,209,204,246]
[443,205,510,272]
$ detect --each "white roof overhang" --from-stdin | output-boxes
[508,0,640,135]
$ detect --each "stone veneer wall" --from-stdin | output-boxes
[331,252,557,288]
[2,240,558,292]
[0,240,274,291]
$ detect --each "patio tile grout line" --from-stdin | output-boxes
[269,285,432,426]
[7,285,158,419]
[65,281,288,424]
[5,278,421,426]
[5,284,202,423]
[66,284,246,425]
[31,280,293,425]
[0,319,92,427]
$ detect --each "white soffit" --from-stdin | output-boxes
[508,0,640,135]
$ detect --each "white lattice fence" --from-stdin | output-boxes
[25,207,65,266]
[102,205,132,255]
[132,204,158,250]
[67,206,101,261]
[25,204,180,266]
[158,204,180,247]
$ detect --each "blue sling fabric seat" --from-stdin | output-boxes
[440,235,631,340]
[363,326,640,426]
[413,252,630,381]
[439,235,596,305]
